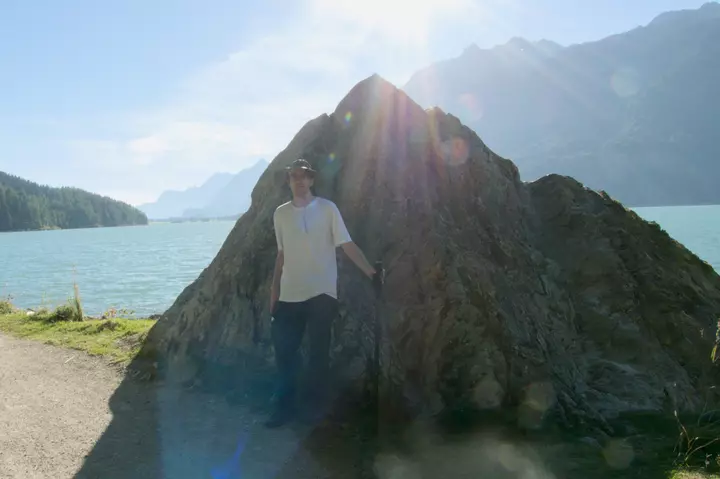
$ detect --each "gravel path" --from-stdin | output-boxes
[0,334,365,479]
[0,334,122,478]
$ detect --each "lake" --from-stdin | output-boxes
[0,221,237,316]
[1,206,718,316]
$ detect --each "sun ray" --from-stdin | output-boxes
[311,0,473,45]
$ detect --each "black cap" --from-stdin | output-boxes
[285,158,316,174]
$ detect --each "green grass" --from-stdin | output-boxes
[0,312,155,366]
[669,470,720,478]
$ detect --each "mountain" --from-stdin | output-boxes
[181,159,269,219]
[0,171,147,232]
[403,2,720,206]
[138,160,269,220]
[138,172,235,219]
[143,75,720,450]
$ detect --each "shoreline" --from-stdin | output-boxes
[0,308,156,368]
[0,222,149,235]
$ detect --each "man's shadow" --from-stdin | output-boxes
[73,340,374,479]
[72,354,163,479]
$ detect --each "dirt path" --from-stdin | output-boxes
[0,334,364,479]
[0,334,122,478]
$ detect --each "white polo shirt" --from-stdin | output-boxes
[274,197,352,302]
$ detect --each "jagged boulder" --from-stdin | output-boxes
[143,74,720,430]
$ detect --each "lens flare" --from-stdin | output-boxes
[210,435,247,479]
[344,111,353,124]
[610,67,640,98]
[517,382,556,429]
[329,152,336,162]
[603,439,635,469]
[439,137,470,166]
[458,93,483,121]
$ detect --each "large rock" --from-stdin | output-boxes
[143,74,720,430]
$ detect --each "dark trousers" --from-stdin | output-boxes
[271,293,339,411]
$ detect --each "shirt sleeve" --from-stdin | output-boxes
[273,209,283,251]
[330,202,352,247]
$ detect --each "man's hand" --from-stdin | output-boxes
[364,265,377,278]
[341,242,375,278]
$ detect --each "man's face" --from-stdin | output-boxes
[287,169,314,196]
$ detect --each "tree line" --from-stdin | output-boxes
[0,171,148,232]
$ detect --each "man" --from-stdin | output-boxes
[266,158,377,428]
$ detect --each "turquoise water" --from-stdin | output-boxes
[0,221,236,316]
[0,206,718,316]
[633,204,720,272]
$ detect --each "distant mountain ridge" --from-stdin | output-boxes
[403,2,720,206]
[137,172,235,219]
[0,171,147,232]
[138,159,268,220]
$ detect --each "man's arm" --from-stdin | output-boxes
[340,242,376,278]
[330,202,376,279]
[270,250,284,313]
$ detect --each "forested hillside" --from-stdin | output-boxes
[0,172,148,232]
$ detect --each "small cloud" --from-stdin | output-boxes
[127,135,169,156]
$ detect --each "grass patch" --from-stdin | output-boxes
[0,296,15,315]
[0,312,155,366]
[669,470,720,478]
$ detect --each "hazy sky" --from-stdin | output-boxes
[0,0,711,205]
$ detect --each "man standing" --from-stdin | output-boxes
[266,158,377,428]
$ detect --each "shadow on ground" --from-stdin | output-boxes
[73,354,718,479]
[72,354,375,479]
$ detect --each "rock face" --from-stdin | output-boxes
[144,75,720,430]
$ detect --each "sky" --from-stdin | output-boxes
[0,0,711,206]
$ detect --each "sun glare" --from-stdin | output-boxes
[312,0,472,44]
